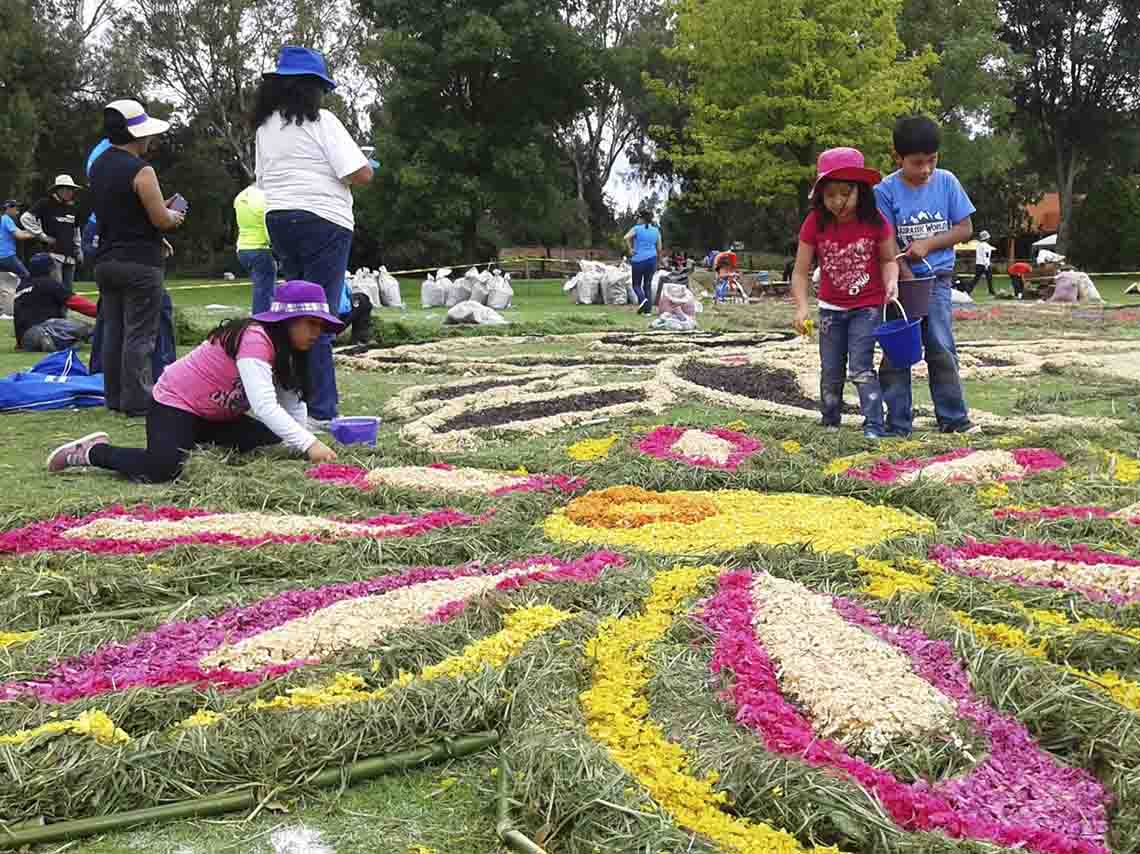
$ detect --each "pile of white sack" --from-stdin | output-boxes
[562,260,634,305]
[422,266,513,311]
[347,266,404,308]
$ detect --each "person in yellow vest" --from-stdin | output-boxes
[233,184,277,313]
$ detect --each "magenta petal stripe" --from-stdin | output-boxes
[700,570,1110,854]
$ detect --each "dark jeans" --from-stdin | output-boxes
[971,263,994,294]
[0,255,30,282]
[95,260,164,415]
[90,289,175,381]
[238,248,278,314]
[818,307,884,433]
[1010,275,1024,298]
[89,400,281,483]
[266,210,352,421]
[880,276,970,434]
[631,258,656,306]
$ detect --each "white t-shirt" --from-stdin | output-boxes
[255,108,368,232]
[975,241,995,267]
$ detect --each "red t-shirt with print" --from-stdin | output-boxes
[798,210,893,309]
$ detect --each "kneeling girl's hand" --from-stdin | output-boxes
[306,439,338,463]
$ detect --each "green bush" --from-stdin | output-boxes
[1071,175,1140,271]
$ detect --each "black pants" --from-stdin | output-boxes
[1010,275,1024,298]
[89,400,281,483]
[971,263,994,294]
[96,260,164,414]
[340,292,373,343]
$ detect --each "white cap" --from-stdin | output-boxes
[979,230,990,241]
[52,174,82,190]
[105,99,171,138]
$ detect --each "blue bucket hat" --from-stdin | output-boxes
[265,46,337,90]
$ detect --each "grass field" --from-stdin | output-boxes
[1,273,1139,853]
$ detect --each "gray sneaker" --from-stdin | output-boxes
[306,417,332,433]
[46,432,110,472]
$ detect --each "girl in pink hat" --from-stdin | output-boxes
[46,281,342,482]
[790,147,899,438]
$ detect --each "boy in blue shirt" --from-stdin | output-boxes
[1,200,39,282]
[874,116,977,435]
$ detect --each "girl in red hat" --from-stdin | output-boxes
[791,147,899,438]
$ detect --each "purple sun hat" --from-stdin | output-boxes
[252,280,345,332]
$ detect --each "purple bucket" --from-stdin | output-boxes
[330,416,380,446]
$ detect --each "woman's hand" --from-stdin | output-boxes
[166,208,185,229]
[793,304,812,335]
[306,439,337,463]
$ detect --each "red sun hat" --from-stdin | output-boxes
[810,147,882,198]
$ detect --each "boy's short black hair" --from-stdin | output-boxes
[893,115,941,156]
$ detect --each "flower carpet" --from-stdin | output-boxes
[2,328,1140,853]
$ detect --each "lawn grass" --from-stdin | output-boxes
[1,273,1139,853]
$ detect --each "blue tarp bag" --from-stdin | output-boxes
[0,349,105,412]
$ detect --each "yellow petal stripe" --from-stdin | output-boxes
[0,630,37,649]
[580,565,840,854]
[854,558,1140,712]
[180,604,572,724]
[545,489,933,555]
[0,709,130,747]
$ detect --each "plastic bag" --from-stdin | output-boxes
[377,266,404,308]
[487,271,513,310]
[650,311,698,332]
[421,273,446,308]
[576,271,603,304]
[602,265,631,305]
[445,299,509,325]
[349,268,382,310]
[446,276,472,307]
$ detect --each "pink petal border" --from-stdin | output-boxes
[701,570,1109,854]
[0,551,626,704]
[635,425,764,471]
[0,505,484,556]
[305,464,586,496]
[844,448,1066,483]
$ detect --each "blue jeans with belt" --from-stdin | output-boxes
[266,210,352,421]
[238,248,278,314]
[879,276,970,434]
[0,254,30,282]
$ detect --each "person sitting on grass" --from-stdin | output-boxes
[14,253,98,351]
[792,147,899,439]
[47,280,340,482]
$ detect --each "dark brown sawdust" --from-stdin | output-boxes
[678,360,861,414]
[436,388,646,432]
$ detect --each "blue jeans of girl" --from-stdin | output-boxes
[818,306,885,434]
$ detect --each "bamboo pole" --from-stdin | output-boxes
[0,731,499,850]
[495,754,549,854]
[59,604,177,623]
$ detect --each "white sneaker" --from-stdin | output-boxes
[46,432,110,472]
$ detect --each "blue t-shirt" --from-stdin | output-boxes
[630,224,660,263]
[0,214,19,258]
[874,169,975,274]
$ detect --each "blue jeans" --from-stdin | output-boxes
[880,276,970,434]
[0,254,30,282]
[631,258,656,304]
[238,249,278,314]
[266,210,352,421]
[819,307,884,433]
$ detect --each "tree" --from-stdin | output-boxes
[125,0,372,180]
[1070,175,1140,271]
[650,0,935,212]
[560,0,669,243]
[998,0,1140,251]
[356,0,594,259]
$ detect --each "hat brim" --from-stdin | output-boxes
[128,117,171,138]
[810,166,883,198]
[252,308,345,334]
[263,70,337,90]
[53,181,82,191]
